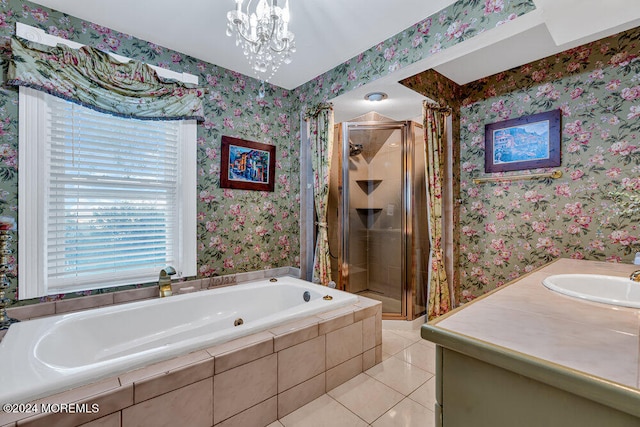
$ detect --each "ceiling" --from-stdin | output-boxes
[29,0,640,122]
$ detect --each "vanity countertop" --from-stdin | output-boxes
[422,258,640,417]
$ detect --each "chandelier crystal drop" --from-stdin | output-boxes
[226,0,296,82]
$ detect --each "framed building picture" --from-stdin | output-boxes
[484,109,561,173]
[220,136,276,192]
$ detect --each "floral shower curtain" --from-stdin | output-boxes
[424,101,452,320]
[305,103,334,286]
[8,36,205,121]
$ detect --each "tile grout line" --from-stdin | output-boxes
[277,327,425,426]
[327,393,371,426]
[368,396,415,426]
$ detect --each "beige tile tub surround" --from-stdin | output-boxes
[278,326,435,427]
[0,296,381,427]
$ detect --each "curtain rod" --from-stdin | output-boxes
[473,170,562,184]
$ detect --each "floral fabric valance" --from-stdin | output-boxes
[8,36,205,121]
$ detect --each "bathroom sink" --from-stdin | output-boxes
[542,274,640,308]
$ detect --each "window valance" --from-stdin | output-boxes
[8,36,205,121]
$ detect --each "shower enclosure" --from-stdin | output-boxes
[327,113,428,320]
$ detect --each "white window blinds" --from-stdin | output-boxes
[19,88,197,298]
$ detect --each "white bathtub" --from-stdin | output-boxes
[0,276,357,404]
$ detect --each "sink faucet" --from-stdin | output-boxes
[631,270,640,282]
[159,266,176,297]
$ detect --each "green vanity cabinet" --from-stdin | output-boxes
[422,259,640,427]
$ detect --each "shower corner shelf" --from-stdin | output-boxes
[355,208,382,214]
[355,179,382,194]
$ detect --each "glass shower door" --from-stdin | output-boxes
[410,121,428,318]
[342,122,406,318]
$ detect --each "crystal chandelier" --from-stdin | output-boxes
[226,0,296,83]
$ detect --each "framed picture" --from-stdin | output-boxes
[220,136,276,192]
[484,109,561,173]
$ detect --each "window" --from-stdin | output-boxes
[18,88,196,298]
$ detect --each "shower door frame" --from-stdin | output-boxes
[338,120,417,321]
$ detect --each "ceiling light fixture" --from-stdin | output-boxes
[364,92,388,102]
[226,0,296,90]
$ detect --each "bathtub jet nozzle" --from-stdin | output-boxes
[159,266,176,298]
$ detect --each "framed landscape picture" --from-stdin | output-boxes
[484,109,561,173]
[220,136,276,192]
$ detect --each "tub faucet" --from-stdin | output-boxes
[159,266,176,297]
[631,270,640,282]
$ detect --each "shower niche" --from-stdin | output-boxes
[328,113,428,321]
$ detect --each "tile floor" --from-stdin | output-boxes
[270,325,436,427]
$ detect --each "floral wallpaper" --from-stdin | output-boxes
[400,69,462,109]
[0,0,540,308]
[401,70,464,303]
[293,0,536,106]
[457,27,640,300]
[0,0,299,307]
[289,0,537,300]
